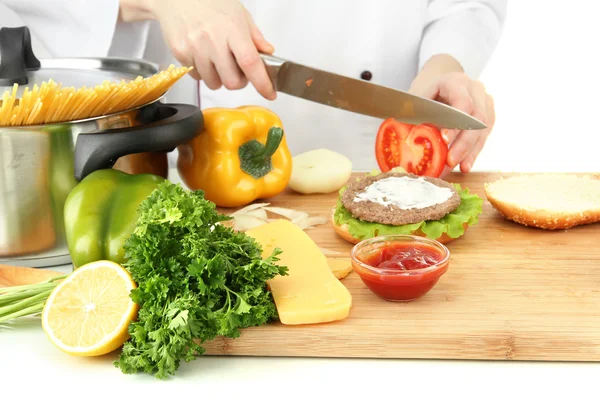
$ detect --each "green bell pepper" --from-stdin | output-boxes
[64,169,166,268]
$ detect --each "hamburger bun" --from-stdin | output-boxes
[484,173,600,230]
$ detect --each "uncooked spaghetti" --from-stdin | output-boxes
[0,64,192,126]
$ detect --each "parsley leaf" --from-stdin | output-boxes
[113,182,287,379]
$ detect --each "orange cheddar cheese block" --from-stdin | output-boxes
[246,219,352,325]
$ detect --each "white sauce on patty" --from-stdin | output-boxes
[353,176,453,210]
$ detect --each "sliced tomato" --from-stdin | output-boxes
[375,118,448,177]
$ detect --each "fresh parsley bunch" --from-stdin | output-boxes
[114,181,287,379]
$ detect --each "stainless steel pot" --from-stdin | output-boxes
[0,27,203,268]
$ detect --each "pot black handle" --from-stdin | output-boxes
[0,26,41,85]
[73,103,203,181]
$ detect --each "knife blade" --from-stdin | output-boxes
[260,53,486,131]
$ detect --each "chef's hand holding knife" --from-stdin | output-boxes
[119,0,495,173]
[119,0,277,99]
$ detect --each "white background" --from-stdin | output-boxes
[2,3,599,402]
[476,1,598,174]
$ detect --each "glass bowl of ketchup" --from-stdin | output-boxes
[350,234,450,302]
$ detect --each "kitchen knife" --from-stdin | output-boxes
[260,53,486,130]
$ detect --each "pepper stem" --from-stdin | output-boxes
[238,127,284,179]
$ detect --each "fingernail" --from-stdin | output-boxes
[442,129,458,145]
[441,130,449,144]
[447,153,456,168]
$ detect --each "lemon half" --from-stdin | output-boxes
[41,260,138,357]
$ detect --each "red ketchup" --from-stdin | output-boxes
[351,236,450,301]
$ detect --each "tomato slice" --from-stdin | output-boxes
[375,118,448,177]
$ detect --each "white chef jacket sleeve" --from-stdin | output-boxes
[419,0,508,78]
[0,0,120,57]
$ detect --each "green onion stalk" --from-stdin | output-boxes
[0,275,67,324]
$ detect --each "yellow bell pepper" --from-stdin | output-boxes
[177,106,293,208]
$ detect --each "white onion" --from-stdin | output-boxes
[288,149,353,194]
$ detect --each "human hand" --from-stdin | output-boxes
[409,62,496,173]
[138,0,276,99]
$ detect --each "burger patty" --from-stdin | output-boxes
[340,172,461,225]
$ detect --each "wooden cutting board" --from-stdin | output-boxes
[203,172,600,362]
[0,265,63,288]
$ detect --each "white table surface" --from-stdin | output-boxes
[2,156,598,402]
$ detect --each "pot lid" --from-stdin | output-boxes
[0,26,158,98]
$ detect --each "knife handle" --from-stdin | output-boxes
[260,53,286,90]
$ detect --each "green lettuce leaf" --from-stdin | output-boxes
[333,171,483,241]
